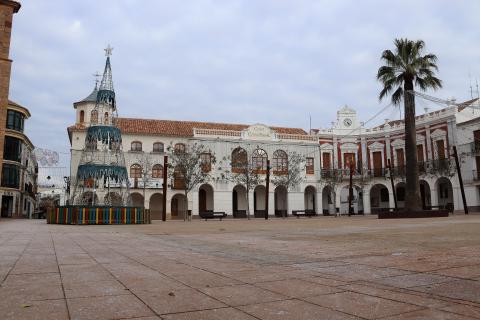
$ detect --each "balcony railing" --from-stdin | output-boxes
[367,168,387,178]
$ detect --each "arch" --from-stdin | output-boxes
[199,184,214,213]
[254,185,266,217]
[339,185,363,214]
[131,141,142,152]
[272,150,288,174]
[435,177,453,210]
[149,193,163,220]
[420,179,432,209]
[152,164,163,178]
[322,186,335,215]
[130,164,142,178]
[130,192,144,207]
[252,148,268,172]
[370,183,389,213]
[274,185,288,217]
[90,110,98,124]
[232,185,247,218]
[231,147,247,172]
[304,186,317,213]
[171,193,187,220]
[174,143,186,154]
[79,110,85,123]
[153,142,164,153]
[395,182,406,209]
[80,191,98,206]
[104,192,122,206]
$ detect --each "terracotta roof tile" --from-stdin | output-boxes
[68,117,307,138]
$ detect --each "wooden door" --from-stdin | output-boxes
[322,152,331,169]
[417,144,425,172]
[476,156,480,179]
[171,198,178,217]
[199,189,207,213]
[436,140,445,159]
[344,153,355,171]
[373,152,382,177]
[396,149,404,166]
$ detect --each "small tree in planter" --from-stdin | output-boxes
[167,142,216,221]
[271,151,305,218]
[224,146,264,220]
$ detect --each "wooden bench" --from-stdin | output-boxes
[199,211,227,221]
[292,210,317,218]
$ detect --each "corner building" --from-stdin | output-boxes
[68,80,480,218]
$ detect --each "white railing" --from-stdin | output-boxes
[193,128,242,138]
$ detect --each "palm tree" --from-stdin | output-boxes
[377,39,442,211]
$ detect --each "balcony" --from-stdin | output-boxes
[367,168,387,178]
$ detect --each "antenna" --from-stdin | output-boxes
[476,78,480,99]
[469,73,473,99]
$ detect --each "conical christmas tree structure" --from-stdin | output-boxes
[70,47,131,206]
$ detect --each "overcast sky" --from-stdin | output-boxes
[9,0,480,155]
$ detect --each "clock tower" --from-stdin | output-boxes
[335,105,358,130]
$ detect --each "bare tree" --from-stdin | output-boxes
[167,142,216,221]
[224,146,264,220]
[135,154,153,208]
[271,151,305,217]
[319,168,345,216]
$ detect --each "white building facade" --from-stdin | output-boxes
[68,85,480,218]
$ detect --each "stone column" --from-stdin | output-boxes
[363,189,371,214]
[268,190,275,217]
[425,125,433,160]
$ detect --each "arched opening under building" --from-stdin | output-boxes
[370,184,389,213]
[274,185,288,217]
[339,185,363,214]
[322,186,335,215]
[104,192,122,206]
[420,180,431,209]
[395,182,406,209]
[254,185,266,218]
[436,177,453,210]
[304,186,317,213]
[199,184,214,213]
[149,193,163,220]
[130,192,144,207]
[232,185,247,218]
[171,193,187,220]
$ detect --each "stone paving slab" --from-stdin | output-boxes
[0,215,479,319]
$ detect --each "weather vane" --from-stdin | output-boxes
[104,44,113,57]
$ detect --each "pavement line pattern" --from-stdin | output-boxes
[0,215,479,320]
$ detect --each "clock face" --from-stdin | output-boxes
[344,118,352,127]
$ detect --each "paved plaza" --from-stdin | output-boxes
[0,215,480,319]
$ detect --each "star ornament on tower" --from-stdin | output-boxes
[104,45,113,57]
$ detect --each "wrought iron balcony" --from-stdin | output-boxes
[367,168,387,178]
[320,168,363,180]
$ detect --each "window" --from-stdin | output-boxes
[173,165,185,189]
[104,112,109,124]
[131,141,142,152]
[6,110,24,132]
[231,147,247,173]
[174,143,186,154]
[130,164,142,178]
[3,136,22,162]
[306,157,314,174]
[90,110,98,124]
[252,148,268,172]
[79,110,85,123]
[1,163,20,188]
[322,153,331,169]
[153,142,164,153]
[200,153,212,172]
[272,150,288,174]
[152,164,163,178]
[343,153,355,170]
